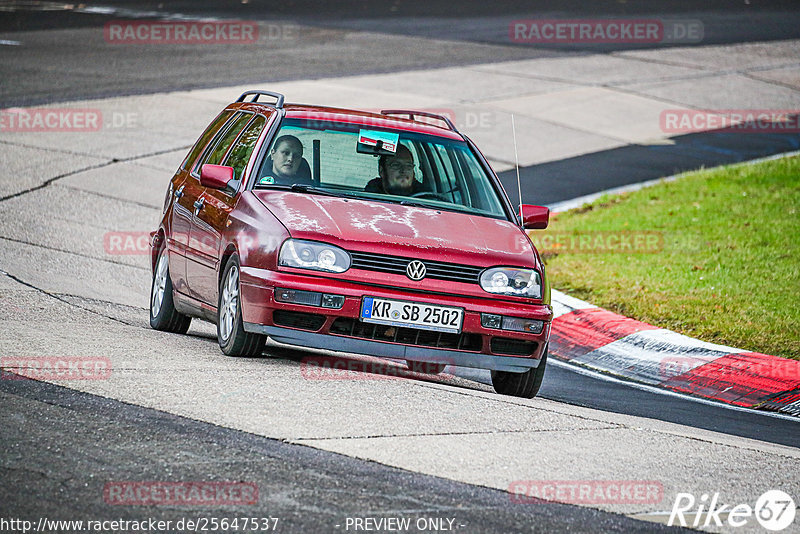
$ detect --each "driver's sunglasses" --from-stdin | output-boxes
[387,162,416,172]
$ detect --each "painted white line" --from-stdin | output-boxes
[0,40,21,46]
[549,358,800,422]
[550,288,596,318]
[75,4,223,21]
[74,6,117,15]
[569,329,744,385]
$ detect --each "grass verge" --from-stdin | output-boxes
[531,155,800,360]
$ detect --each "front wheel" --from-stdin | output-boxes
[491,346,548,398]
[149,246,191,334]
[217,255,266,357]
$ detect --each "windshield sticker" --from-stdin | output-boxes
[358,129,399,153]
[259,176,275,185]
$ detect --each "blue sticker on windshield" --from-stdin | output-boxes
[259,176,275,185]
[358,130,399,153]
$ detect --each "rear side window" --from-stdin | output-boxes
[181,110,233,170]
[194,112,253,173]
[223,115,267,189]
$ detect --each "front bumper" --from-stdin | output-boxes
[240,267,551,373]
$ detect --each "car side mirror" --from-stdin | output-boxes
[200,164,234,190]
[521,204,549,229]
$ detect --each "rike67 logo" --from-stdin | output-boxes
[669,490,796,531]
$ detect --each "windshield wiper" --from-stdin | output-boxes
[289,184,344,197]
[258,183,348,198]
[397,198,482,216]
[398,199,430,208]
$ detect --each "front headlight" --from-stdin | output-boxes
[480,267,542,298]
[278,239,351,273]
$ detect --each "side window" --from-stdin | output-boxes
[181,110,234,170]
[432,144,464,204]
[455,149,499,211]
[194,112,253,174]
[222,115,267,188]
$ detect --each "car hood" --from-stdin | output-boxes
[253,191,538,268]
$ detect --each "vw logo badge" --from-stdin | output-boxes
[406,260,426,281]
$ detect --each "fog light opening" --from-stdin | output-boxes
[275,288,322,306]
[481,313,543,334]
[321,293,345,309]
[481,313,502,329]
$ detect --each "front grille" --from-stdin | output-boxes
[349,251,483,284]
[331,318,481,351]
[273,310,326,331]
[491,337,538,356]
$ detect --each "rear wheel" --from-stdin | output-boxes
[149,246,191,334]
[217,256,266,357]
[406,360,446,374]
[491,346,548,399]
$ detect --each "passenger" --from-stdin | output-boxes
[260,135,312,185]
[364,145,425,196]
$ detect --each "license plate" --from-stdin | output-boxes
[360,297,464,334]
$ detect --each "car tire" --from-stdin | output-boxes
[149,245,192,334]
[217,255,266,357]
[491,346,548,399]
[406,360,446,374]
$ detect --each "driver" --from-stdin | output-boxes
[364,145,425,195]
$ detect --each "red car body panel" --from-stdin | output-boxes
[253,191,541,270]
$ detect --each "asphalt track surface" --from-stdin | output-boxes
[0,377,685,533]
[1,2,800,532]
[3,0,800,107]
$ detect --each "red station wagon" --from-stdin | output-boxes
[149,90,553,398]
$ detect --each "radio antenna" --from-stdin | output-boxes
[511,114,523,225]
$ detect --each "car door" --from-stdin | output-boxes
[185,111,255,305]
[168,109,234,296]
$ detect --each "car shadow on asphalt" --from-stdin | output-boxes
[179,324,498,394]
[262,342,497,394]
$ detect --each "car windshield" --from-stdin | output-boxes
[253,118,509,219]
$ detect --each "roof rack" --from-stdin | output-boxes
[236,90,285,108]
[380,109,457,132]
